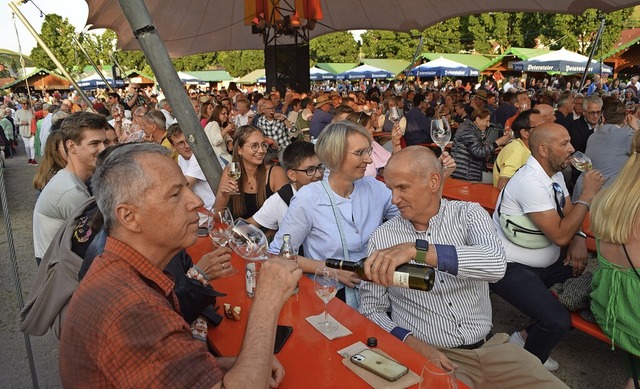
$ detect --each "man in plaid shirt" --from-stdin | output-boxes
[257,100,293,152]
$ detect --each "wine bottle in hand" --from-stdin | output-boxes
[325,258,435,291]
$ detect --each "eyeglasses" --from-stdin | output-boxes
[247,142,269,152]
[552,182,566,218]
[221,111,228,115]
[292,163,325,176]
[585,110,601,115]
[348,146,373,158]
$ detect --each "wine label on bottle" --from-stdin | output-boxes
[393,271,410,288]
[246,262,256,297]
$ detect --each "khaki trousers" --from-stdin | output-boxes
[439,333,569,389]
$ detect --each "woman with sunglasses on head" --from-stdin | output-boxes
[204,105,234,165]
[213,125,287,219]
[267,121,397,308]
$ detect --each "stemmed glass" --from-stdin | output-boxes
[389,107,401,125]
[313,267,339,333]
[227,218,269,297]
[569,151,592,172]
[420,359,457,389]
[207,207,237,275]
[228,162,241,195]
[430,118,452,156]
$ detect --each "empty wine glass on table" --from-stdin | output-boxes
[228,162,241,195]
[569,151,592,172]
[430,118,452,156]
[313,267,339,333]
[207,207,237,276]
[227,218,269,297]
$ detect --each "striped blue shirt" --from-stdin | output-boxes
[359,199,506,349]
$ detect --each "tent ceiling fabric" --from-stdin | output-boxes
[86,0,640,57]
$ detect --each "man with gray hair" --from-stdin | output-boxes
[158,99,177,128]
[59,143,301,388]
[568,95,603,154]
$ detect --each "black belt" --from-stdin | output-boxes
[455,331,494,350]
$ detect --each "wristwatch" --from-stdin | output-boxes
[415,239,429,264]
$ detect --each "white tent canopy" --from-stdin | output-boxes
[85,0,640,57]
[512,48,613,75]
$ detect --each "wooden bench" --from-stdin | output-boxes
[570,312,611,345]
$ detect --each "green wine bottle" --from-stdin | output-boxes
[325,258,435,291]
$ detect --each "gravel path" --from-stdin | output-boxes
[0,145,628,388]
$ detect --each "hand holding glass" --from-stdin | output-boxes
[207,207,237,276]
[430,118,452,155]
[228,162,241,195]
[389,107,401,125]
[314,267,339,333]
[569,151,592,172]
[227,219,270,297]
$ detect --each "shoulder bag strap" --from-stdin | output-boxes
[320,180,349,261]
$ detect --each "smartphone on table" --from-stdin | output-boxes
[350,349,409,382]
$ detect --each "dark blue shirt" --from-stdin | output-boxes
[309,109,333,139]
[404,107,432,145]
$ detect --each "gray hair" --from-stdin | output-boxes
[583,95,603,110]
[315,121,373,171]
[158,99,170,110]
[92,143,170,233]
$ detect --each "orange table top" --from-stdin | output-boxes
[442,180,500,214]
[187,237,469,388]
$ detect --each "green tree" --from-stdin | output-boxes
[172,52,220,71]
[536,9,633,56]
[422,18,463,53]
[82,29,118,66]
[113,51,148,72]
[218,50,264,77]
[360,30,422,59]
[29,14,86,73]
[309,31,359,63]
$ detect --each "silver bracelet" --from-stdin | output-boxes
[574,200,590,210]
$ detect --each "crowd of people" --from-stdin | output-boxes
[4,70,638,388]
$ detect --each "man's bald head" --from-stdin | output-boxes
[529,123,568,156]
[535,104,556,123]
[386,146,442,181]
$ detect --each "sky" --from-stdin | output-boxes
[1,0,97,54]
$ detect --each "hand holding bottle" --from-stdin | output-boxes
[364,242,416,287]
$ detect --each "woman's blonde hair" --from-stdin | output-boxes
[33,131,67,191]
[590,131,640,243]
[315,121,372,171]
[229,125,267,217]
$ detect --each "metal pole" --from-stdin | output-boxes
[116,0,223,192]
[68,32,115,93]
[109,53,132,83]
[578,17,606,92]
[0,166,39,389]
[8,1,94,111]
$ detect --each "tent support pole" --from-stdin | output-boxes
[8,1,93,109]
[579,17,606,92]
[116,0,222,192]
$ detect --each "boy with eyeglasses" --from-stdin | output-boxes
[248,141,323,231]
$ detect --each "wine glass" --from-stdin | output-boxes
[389,107,401,125]
[207,207,237,275]
[228,162,241,195]
[430,118,452,156]
[420,359,457,389]
[569,151,592,172]
[227,218,269,297]
[313,267,339,333]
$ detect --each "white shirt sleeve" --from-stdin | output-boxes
[251,191,289,230]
